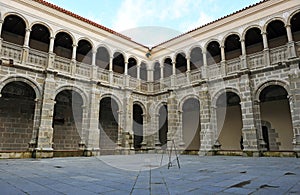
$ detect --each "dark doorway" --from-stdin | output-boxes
[159,105,168,149]
[133,104,143,150]
[262,126,270,151]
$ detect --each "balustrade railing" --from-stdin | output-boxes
[247,51,264,69]
[226,58,240,75]
[97,68,109,83]
[207,63,221,79]
[28,48,47,68]
[1,41,22,64]
[54,56,71,74]
[176,72,188,86]
[140,81,148,92]
[129,77,138,89]
[113,72,123,86]
[270,45,287,65]
[76,62,91,78]
[296,41,300,57]
[190,69,202,83]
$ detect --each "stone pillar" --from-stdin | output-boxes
[0,20,3,54]
[286,24,297,59]
[171,62,176,88]
[220,45,226,76]
[85,84,101,156]
[137,64,140,79]
[239,74,260,156]
[288,68,300,156]
[167,90,180,149]
[199,87,214,155]
[34,74,56,158]
[21,28,31,64]
[29,98,42,150]
[124,61,128,75]
[262,32,270,67]
[172,61,176,75]
[47,37,55,70]
[147,63,154,82]
[160,64,164,79]
[202,50,207,79]
[240,39,248,70]
[186,57,191,72]
[71,44,77,76]
[122,90,133,151]
[109,57,113,84]
[177,110,185,148]
[92,49,96,66]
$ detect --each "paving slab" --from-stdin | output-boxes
[0,155,299,194]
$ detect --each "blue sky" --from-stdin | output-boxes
[46,0,262,46]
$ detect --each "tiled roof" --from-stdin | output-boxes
[32,0,148,48]
[33,0,269,50]
[152,0,270,49]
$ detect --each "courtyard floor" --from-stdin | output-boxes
[0,154,299,195]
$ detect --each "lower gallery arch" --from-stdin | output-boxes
[259,85,293,151]
[182,98,201,152]
[99,97,119,151]
[52,90,83,150]
[216,92,243,150]
[0,81,36,151]
[158,105,168,149]
[133,104,143,150]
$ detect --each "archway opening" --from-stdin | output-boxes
[113,52,125,74]
[159,105,168,149]
[225,34,241,60]
[175,53,187,74]
[29,24,50,52]
[266,20,288,49]
[76,39,92,65]
[163,58,172,78]
[1,15,26,45]
[96,47,109,70]
[154,62,161,81]
[99,97,119,150]
[259,85,293,151]
[140,62,147,81]
[291,11,300,57]
[190,47,203,71]
[207,41,221,65]
[245,27,263,55]
[216,92,243,150]
[54,32,73,59]
[128,57,137,78]
[182,98,200,152]
[53,90,83,150]
[0,81,36,151]
[133,104,143,150]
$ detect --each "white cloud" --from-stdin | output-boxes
[183,12,214,32]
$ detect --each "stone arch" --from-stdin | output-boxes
[76,38,93,64]
[132,101,145,149]
[242,25,263,41]
[212,87,241,107]
[221,32,241,47]
[3,12,29,29]
[188,45,203,58]
[100,93,123,111]
[254,80,290,102]
[173,50,186,61]
[0,75,42,100]
[133,100,146,114]
[287,9,300,26]
[54,85,88,107]
[263,17,286,33]
[30,21,54,37]
[54,29,76,45]
[77,37,95,49]
[178,94,200,111]
[96,44,112,57]
[112,49,127,62]
[204,38,221,50]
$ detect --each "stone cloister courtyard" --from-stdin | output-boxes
[0,154,299,195]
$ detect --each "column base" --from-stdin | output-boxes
[32,148,53,158]
[242,150,261,157]
[84,148,100,157]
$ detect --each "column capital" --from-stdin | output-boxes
[49,36,55,40]
[25,28,32,32]
[72,44,78,48]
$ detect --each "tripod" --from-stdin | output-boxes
[160,139,180,169]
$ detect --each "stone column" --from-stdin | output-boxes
[21,28,31,64]
[29,98,42,150]
[171,62,176,87]
[288,68,300,156]
[137,64,141,79]
[160,64,164,79]
[92,49,96,66]
[109,57,113,84]
[34,74,56,158]
[202,50,207,79]
[240,39,248,70]
[0,20,3,55]
[186,57,191,72]
[286,24,297,59]
[220,45,226,76]
[199,87,214,155]
[85,84,100,156]
[239,74,260,156]
[71,44,77,76]
[124,61,128,75]
[177,109,185,148]
[122,90,133,151]
[147,64,154,82]
[167,90,180,149]
[262,32,270,66]
[47,37,55,70]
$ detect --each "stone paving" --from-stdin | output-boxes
[0,154,300,195]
